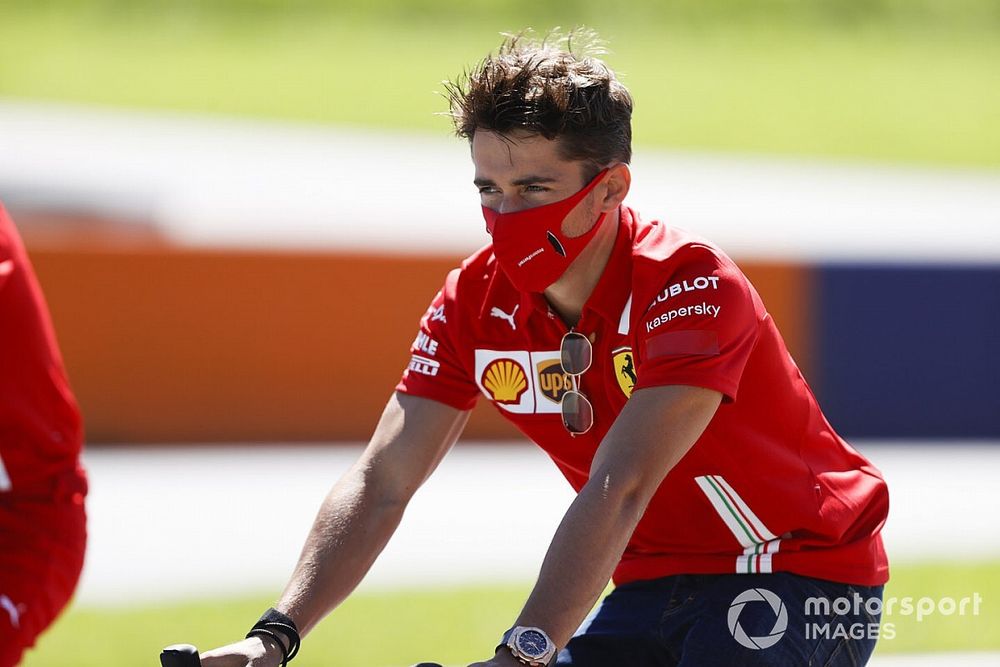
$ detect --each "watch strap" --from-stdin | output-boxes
[497,627,515,652]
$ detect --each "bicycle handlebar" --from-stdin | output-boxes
[160,644,201,667]
[159,643,443,667]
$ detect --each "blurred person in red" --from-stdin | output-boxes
[0,202,87,666]
[200,30,887,667]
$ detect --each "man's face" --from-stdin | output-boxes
[472,131,598,236]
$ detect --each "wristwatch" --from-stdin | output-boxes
[501,626,557,666]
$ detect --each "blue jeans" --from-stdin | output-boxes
[557,572,883,666]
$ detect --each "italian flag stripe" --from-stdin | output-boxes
[710,475,778,542]
[696,476,756,548]
[695,475,781,574]
[708,475,768,545]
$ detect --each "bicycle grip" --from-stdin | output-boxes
[160,644,202,667]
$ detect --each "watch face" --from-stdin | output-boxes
[517,629,549,658]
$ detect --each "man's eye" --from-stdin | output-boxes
[478,186,500,195]
[524,185,548,193]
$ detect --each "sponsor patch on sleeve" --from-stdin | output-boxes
[643,275,724,334]
[645,330,720,358]
[407,354,441,376]
[413,331,439,356]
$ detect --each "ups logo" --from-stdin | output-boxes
[536,359,573,403]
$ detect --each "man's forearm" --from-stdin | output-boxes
[507,387,720,653]
[274,463,408,636]
[198,395,467,667]
[512,473,648,648]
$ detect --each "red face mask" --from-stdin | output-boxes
[483,169,609,293]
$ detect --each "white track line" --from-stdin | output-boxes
[1,100,998,261]
[75,441,1000,606]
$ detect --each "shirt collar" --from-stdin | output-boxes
[579,206,635,327]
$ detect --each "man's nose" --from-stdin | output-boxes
[498,195,530,215]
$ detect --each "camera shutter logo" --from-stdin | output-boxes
[728,588,788,650]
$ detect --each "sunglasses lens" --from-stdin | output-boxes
[561,390,594,435]
[560,332,593,376]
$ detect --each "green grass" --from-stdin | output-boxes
[873,560,1000,656]
[22,584,534,667]
[0,7,998,168]
[21,560,1000,666]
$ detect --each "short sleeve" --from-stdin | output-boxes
[395,271,480,411]
[632,247,761,402]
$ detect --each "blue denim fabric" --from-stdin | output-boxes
[556,572,883,666]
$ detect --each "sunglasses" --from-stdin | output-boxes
[559,331,595,436]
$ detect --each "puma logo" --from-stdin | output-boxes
[490,304,519,331]
[1,594,21,629]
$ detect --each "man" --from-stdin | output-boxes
[0,203,88,666]
[203,31,888,666]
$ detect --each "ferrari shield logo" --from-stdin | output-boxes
[613,347,636,397]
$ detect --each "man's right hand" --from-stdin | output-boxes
[199,636,285,667]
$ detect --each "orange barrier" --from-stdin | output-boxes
[27,242,811,443]
[740,262,814,383]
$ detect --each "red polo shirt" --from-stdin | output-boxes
[397,206,889,587]
[0,202,87,665]
[0,203,85,498]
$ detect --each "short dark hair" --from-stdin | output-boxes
[444,29,634,174]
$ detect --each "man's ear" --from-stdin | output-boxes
[600,163,631,211]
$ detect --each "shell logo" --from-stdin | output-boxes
[481,358,529,404]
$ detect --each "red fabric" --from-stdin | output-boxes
[397,207,888,587]
[483,169,609,292]
[644,330,720,359]
[0,203,86,497]
[0,202,88,664]
[0,499,86,667]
